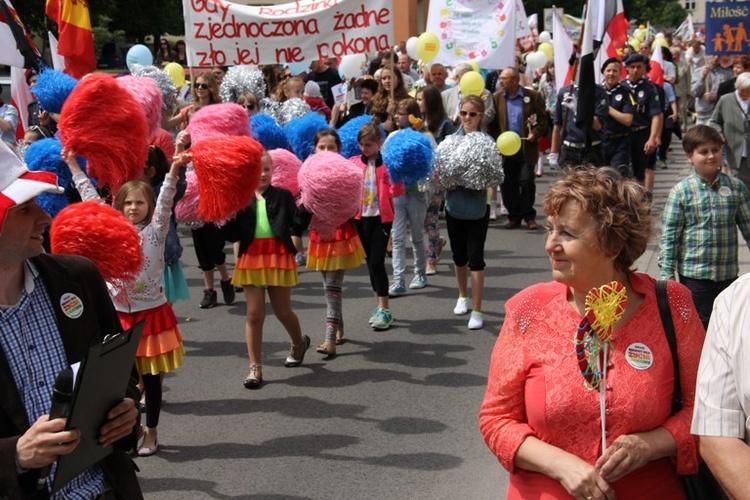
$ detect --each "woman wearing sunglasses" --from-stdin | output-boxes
[444,95,494,330]
[165,71,221,131]
[237,91,259,118]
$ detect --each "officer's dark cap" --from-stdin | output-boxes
[600,57,622,73]
[624,53,648,66]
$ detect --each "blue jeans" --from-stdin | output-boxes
[679,275,736,330]
[391,191,428,284]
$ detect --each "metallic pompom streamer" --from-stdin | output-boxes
[278,98,311,126]
[130,63,178,110]
[219,66,266,103]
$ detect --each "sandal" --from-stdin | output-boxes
[316,341,336,357]
[284,335,310,367]
[335,330,345,345]
[243,363,263,389]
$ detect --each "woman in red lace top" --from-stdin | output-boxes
[479,167,704,499]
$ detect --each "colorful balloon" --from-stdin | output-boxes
[538,42,554,59]
[126,44,153,72]
[467,61,480,73]
[496,131,522,156]
[417,32,440,63]
[459,71,485,96]
[164,62,186,88]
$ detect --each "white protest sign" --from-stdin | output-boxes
[182,0,394,66]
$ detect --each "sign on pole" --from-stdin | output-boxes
[182,0,394,66]
[705,2,750,55]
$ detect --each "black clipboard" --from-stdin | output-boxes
[51,322,144,493]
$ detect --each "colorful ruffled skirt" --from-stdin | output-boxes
[118,302,184,376]
[307,222,365,271]
[162,260,190,303]
[232,237,299,287]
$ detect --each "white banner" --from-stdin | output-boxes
[425,0,527,69]
[182,0,394,67]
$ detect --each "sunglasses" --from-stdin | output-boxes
[195,83,209,90]
[243,104,256,110]
[459,110,481,118]
[281,73,291,80]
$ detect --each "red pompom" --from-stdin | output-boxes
[189,136,264,222]
[50,200,143,284]
[58,73,149,193]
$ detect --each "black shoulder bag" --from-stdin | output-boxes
[655,280,725,500]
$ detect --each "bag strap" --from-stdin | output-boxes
[656,279,682,416]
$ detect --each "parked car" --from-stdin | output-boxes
[97,42,127,69]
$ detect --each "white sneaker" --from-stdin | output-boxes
[453,297,470,315]
[468,311,483,330]
[489,210,497,220]
[499,206,509,216]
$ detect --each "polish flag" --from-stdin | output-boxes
[592,0,629,84]
[552,9,575,90]
[648,43,665,86]
[10,67,33,139]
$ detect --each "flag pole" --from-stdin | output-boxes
[561,0,589,141]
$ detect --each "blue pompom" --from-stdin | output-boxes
[337,114,385,159]
[34,70,78,114]
[250,113,288,151]
[35,192,69,219]
[285,112,330,161]
[382,129,433,186]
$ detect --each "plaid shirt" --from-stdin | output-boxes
[0,261,106,499]
[659,171,750,281]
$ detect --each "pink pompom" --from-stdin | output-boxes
[58,73,148,193]
[190,136,264,222]
[174,170,202,226]
[50,200,143,285]
[187,103,250,144]
[269,148,302,198]
[116,75,163,141]
[298,151,364,240]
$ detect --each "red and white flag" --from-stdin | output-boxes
[592,0,629,84]
[10,66,33,139]
[552,9,575,90]
[648,41,665,86]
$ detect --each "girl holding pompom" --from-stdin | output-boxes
[225,152,309,390]
[294,129,366,356]
[64,149,189,457]
[350,120,404,331]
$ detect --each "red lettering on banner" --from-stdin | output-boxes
[193,15,319,41]
[195,41,227,66]
[333,5,390,30]
[190,0,230,22]
[258,0,339,17]
[316,33,390,58]
[275,46,304,63]
[233,44,260,65]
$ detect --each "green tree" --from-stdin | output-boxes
[91,16,125,58]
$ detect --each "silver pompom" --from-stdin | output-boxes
[260,98,282,124]
[130,63,178,110]
[434,132,504,190]
[278,98,311,126]
[219,66,266,103]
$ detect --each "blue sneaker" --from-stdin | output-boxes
[368,308,379,325]
[409,275,427,289]
[388,282,407,297]
[371,308,393,330]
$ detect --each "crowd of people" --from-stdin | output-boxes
[2,19,750,499]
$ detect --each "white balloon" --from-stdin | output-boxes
[406,37,419,60]
[655,32,665,39]
[339,53,366,79]
[539,31,552,43]
[526,51,547,70]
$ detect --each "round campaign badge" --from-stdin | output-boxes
[523,96,530,103]
[719,186,732,197]
[615,94,623,101]
[638,90,644,98]
[625,342,653,370]
[60,293,84,319]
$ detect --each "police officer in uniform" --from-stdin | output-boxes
[549,83,609,169]
[621,53,663,200]
[601,57,636,177]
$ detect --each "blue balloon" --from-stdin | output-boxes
[126,44,153,72]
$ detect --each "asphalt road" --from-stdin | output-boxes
[136,152,736,500]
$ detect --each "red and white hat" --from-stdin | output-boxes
[0,141,64,232]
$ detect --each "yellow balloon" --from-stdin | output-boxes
[164,62,185,88]
[496,131,522,156]
[459,71,485,96]
[417,32,440,63]
[651,38,669,50]
[538,42,554,59]
[635,30,646,42]
[629,38,641,51]
[638,24,646,30]
[467,60,480,73]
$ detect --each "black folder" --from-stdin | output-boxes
[51,322,143,493]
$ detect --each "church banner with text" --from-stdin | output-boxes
[705,2,750,55]
[182,0,394,67]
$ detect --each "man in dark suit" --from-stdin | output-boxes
[0,142,142,499]
[491,67,548,229]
